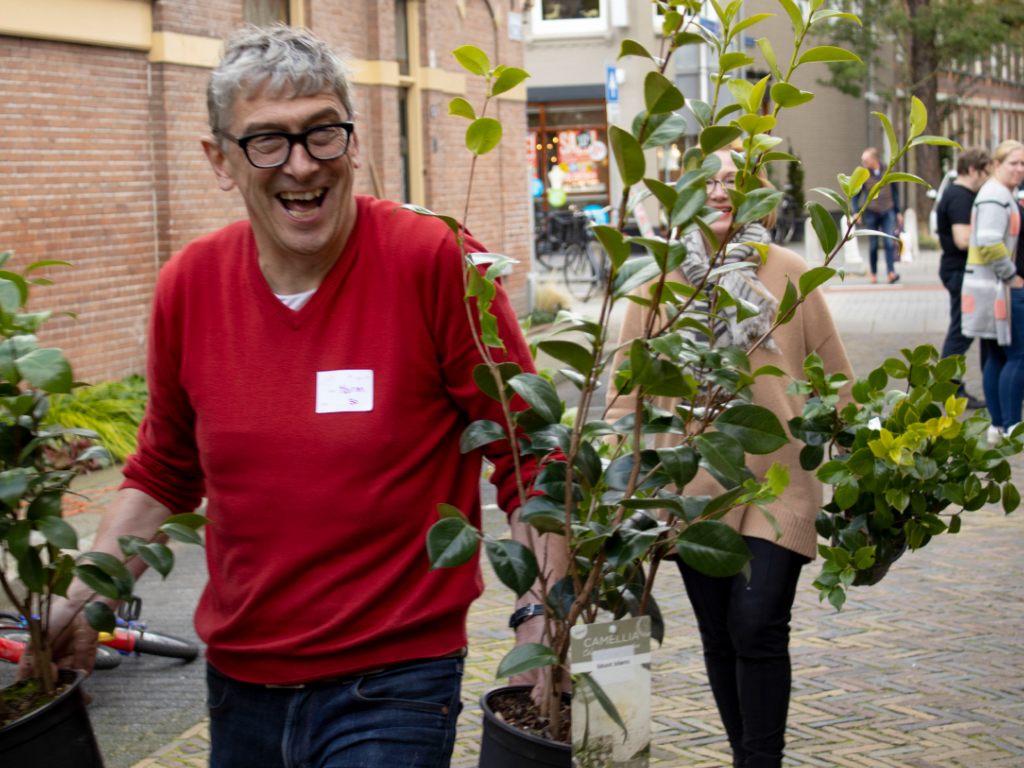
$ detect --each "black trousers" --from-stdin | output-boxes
[940,264,990,375]
[677,537,807,768]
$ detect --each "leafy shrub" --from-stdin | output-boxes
[43,375,147,462]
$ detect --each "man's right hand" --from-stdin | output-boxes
[16,599,99,682]
[1011,275,1024,289]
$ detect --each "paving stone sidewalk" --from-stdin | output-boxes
[10,247,1023,767]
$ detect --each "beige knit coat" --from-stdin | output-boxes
[606,244,854,560]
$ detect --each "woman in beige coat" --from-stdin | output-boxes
[607,146,853,768]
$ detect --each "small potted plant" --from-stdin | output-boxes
[0,252,207,766]
[787,346,1021,609]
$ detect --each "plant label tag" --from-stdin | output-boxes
[570,616,652,766]
[316,369,373,413]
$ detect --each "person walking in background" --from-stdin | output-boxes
[936,147,992,409]
[961,140,1024,443]
[855,147,904,284]
[608,144,854,768]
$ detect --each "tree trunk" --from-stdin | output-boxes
[906,0,942,221]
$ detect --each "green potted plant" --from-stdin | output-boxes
[403,2,961,764]
[0,253,207,766]
[787,347,1021,610]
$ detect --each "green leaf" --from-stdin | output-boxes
[641,112,688,150]
[137,542,174,578]
[85,601,117,633]
[1004,483,1020,513]
[37,516,78,550]
[508,373,562,424]
[882,172,929,186]
[0,272,28,307]
[453,45,489,76]
[777,0,804,34]
[491,67,528,96]
[700,125,744,155]
[539,340,594,378]
[694,432,746,487]
[161,512,210,530]
[0,279,21,317]
[909,96,927,139]
[27,490,63,519]
[688,99,712,129]
[676,520,752,577]
[797,46,861,66]
[592,225,632,270]
[18,548,44,592]
[718,51,754,73]
[576,672,628,739]
[426,517,480,569]
[769,83,815,109]
[609,125,646,187]
[644,71,684,115]
[73,564,120,599]
[485,539,538,598]
[811,9,861,24]
[872,112,898,166]
[799,266,836,298]
[448,97,476,120]
[806,202,838,254]
[735,189,783,225]
[644,177,679,213]
[657,446,699,489]
[727,78,754,113]
[159,522,204,546]
[496,642,558,678]
[472,361,521,401]
[397,204,462,238]
[16,348,73,393]
[909,135,960,149]
[24,259,72,274]
[619,39,655,61]
[733,13,775,36]
[777,276,798,322]
[713,404,789,455]
[671,186,708,228]
[0,470,28,508]
[757,38,782,81]
[466,117,502,156]
[460,420,507,453]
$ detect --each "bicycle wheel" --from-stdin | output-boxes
[0,628,122,669]
[563,242,598,302]
[132,630,200,661]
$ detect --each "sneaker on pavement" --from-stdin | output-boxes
[988,425,1004,448]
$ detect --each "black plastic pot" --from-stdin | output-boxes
[479,685,571,767]
[855,538,908,586]
[0,669,104,767]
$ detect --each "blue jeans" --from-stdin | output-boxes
[982,287,1024,428]
[677,537,808,768]
[861,208,897,276]
[207,655,464,768]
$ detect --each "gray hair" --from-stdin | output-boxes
[207,25,354,135]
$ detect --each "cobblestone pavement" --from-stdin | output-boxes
[9,249,1024,767]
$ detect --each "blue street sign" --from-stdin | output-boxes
[605,63,619,104]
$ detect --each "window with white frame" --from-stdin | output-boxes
[530,0,607,36]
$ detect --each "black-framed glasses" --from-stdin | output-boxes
[217,122,354,169]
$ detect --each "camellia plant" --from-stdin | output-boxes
[403,0,966,747]
[0,252,207,725]
[787,346,1021,610]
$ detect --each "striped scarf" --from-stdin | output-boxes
[678,222,780,354]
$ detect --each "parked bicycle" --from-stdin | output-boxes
[0,598,199,670]
[534,208,592,271]
[562,206,612,302]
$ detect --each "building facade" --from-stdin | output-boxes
[0,0,529,382]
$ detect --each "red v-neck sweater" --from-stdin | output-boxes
[122,196,536,684]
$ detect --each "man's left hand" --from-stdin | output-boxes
[510,615,569,705]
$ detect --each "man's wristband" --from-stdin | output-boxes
[509,604,545,630]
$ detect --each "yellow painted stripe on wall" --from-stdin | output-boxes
[149,32,223,68]
[0,0,151,50]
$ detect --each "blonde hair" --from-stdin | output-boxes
[720,139,778,229]
[993,140,1024,166]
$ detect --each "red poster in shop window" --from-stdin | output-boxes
[557,130,602,191]
[527,131,539,180]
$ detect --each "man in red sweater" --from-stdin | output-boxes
[24,26,561,767]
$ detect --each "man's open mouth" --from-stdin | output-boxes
[278,188,327,219]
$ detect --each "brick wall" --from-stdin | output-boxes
[0,0,532,382]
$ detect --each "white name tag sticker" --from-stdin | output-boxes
[316,370,373,413]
